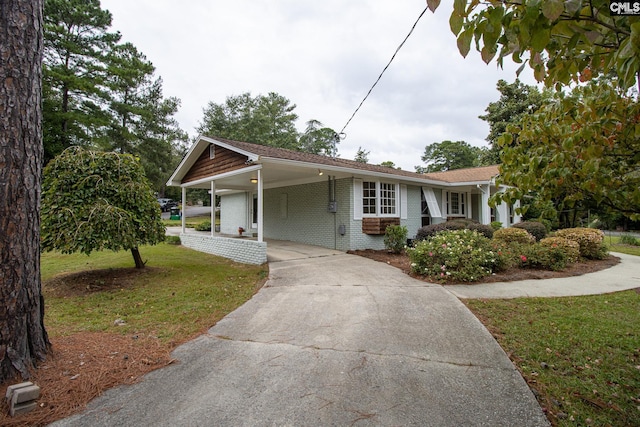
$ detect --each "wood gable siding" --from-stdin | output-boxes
[182,145,250,183]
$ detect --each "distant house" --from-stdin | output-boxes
[166,136,520,264]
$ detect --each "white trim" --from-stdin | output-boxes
[179,164,262,188]
[421,187,442,218]
[497,202,509,226]
[353,179,363,220]
[181,187,186,233]
[210,181,216,237]
[257,169,263,242]
[200,136,260,162]
[400,184,407,220]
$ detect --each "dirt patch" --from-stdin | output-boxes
[347,249,620,284]
[45,267,160,298]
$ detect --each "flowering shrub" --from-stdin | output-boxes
[384,225,408,254]
[512,221,548,241]
[519,244,570,271]
[554,228,608,259]
[539,237,580,264]
[482,241,516,271]
[407,229,497,282]
[493,227,536,245]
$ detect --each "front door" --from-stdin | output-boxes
[251,192,258,229]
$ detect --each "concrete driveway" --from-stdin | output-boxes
[53,248,549,426]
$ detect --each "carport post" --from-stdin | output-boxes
[210,180,216,237]
[181,186,186,234]
[258,169,263,242]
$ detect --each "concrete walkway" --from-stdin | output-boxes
[52,249,549,426]
[446,252,640,299]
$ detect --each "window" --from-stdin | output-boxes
[420,190,431,227]
[446,191,466,216]
[362,181,397,216]
[209,144,215,159]
[380,183,396,214]
[363,181,377,215]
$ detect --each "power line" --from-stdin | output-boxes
[339,6,428,137]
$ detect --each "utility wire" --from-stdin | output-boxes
[339,6,428,137]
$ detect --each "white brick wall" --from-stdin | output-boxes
[220,193,249,235]
[180,234,267,265]
[263,178,351,250]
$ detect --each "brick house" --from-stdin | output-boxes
[166,136,520,264]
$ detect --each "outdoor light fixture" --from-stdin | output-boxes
[250,178,258,184]
[318,169,323,176]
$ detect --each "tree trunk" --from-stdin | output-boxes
[0,0,50,381]
[131,247,145,269]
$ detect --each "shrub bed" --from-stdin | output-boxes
[555,227,607,259]
[384,225,408,254]
[493,227,536,245]
[519,244,571,271]
[416,219,493,240]
[539,237,580,264]
[408,229,497,282]
[512,221,548,241]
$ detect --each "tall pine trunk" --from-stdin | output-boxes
[0,0,50,381]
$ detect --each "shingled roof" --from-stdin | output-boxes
[422,165,500,183]
[212,136,451,182]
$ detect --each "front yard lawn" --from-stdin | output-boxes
[466,291,640,427]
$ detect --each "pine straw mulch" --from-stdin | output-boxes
[0,332,176,427]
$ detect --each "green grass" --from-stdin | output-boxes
[605,235,640,256]
[42,243,267,344]
[466,291,640,426]
[162,214,218,228]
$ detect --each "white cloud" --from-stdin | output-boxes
[101,0,538,171]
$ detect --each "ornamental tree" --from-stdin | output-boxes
[41,147,166,268]
[493,79,640,221]
[427,0,640,221]
[429,0,640,90]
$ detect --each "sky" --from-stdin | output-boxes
[100,0,538,171]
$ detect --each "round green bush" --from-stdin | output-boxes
[407,229,498,282]
[195,220,212,231]
[493,227,536,245]
[554,227,608,259]
[512,221,547,241]
[519,244,570,271]
[165,235,181,245]
[384,225,408,254]
[539,237,580,264]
